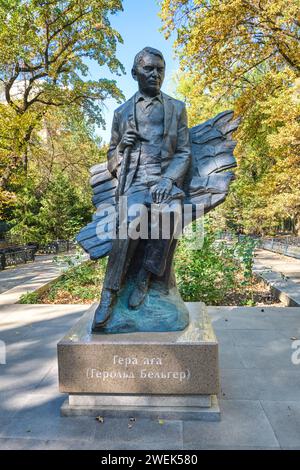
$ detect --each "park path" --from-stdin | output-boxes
[254,249,300,306]
[0,253,87,305]
[0,255,63,295]
[255,249,300,284]
[0,248,299,448]
[1,302,300,449]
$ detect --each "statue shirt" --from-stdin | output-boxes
[133,92,164,186]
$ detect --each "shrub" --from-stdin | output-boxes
[175,221,257,304]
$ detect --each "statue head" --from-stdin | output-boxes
[132,47,166,97]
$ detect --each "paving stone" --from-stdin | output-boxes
[213,329,235,347]
[0,255,59,295]
[261,401,300,448]
[211,313,277,331]
[254,249,300,305]
[0,360,54,393]
[217,344,245,369]
[184,445,281,450]
[33,364,59,395]
[229,329,284,348]
[183,400,279,449]
[0,392,33,419]
[282,327,300,338]
[281,446,300,450]
[66,440,183,450]
[1,302,300,449]
[0,254,88,302]
[0,395,97,442]
[220,369,300,401]
[236,343,297,370]
[93,417,183,450]
[267,313,300,331]
[260,307,300,317]
[0,438,72,450]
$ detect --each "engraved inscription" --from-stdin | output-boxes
[86,355,190,382]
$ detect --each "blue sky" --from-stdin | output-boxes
[88,0,179,143]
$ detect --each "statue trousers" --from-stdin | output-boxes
[103,183,182,292]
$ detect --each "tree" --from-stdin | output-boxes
[30,105,107,193]
[161,0,300,235]
[38,171,90,242]
[0,0,124,196]
[160,0,300,94]
[8,105,106,243]
[10,171,91,244]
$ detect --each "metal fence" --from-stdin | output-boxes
[0,246,36,270]
[38,240,77,254]
[217,232,300,260]
[0,240,77,270]
[262,236,300,247]
[259,238,300,260]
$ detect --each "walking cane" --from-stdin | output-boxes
[116,145,131,201]
[108,124,148,291]
[107,142,133,292]
[115,144,131,238]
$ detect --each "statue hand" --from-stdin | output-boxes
[119,129,140,152]
[151,177,173,204]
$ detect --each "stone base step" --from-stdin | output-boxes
[61,394,221,421]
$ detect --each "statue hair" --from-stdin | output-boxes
[132,47,165,72]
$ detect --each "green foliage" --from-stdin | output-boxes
[0,0,124,208]
[52,252,87,269]
[175,220,257,304]
[161,0,300,91]
[20,224,260,306]
[20,258,107,304]
[161,0,300,235]
[10,170,92,244]
[46,259,106,302]
[38,172,89,242]
[19,291,40,304]
[234,236,258,286]
[32,105,107,189]
[5,103,106,242]
[0,0,124,119]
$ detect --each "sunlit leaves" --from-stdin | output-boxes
[0,0,124,209]
[160,0,300,95]
[161,0,300,234]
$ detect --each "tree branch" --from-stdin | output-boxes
[23,72,48,111]
[4,65,20,110]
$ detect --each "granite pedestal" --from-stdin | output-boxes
[57,302,220,420]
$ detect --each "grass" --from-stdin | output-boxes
[19,259,107,305]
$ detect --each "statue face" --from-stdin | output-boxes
[132,53,165,96]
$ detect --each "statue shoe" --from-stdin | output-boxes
[128,268,151,309]
[92,289,116,331]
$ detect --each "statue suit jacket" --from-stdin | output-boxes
[107,92,191,193]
